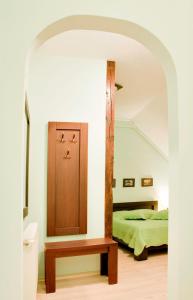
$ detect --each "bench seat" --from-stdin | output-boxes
[45,237,118,293]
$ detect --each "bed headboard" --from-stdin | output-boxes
[113,201,158,212]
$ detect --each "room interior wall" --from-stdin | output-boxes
[132,94,168,157]
[27,54,106,278]
[113,121,168,209]
[0,4,26,298]
[1,2,192,300]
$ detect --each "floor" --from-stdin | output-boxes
[37,247,167,300]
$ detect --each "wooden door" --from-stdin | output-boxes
[47,122,88,236]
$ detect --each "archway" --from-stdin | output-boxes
[26,14,178,297]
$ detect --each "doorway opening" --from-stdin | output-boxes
[110,42,169,261]
[26,15,177,298]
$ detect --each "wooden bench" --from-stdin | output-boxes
[45,237,118,293]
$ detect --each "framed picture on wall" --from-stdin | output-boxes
[123,178,135,187]
[141,178,153,187]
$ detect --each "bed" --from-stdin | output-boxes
[113,201,168,260]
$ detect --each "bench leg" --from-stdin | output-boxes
[108,244,118,284]
[100,253,108,275]
[45,252,56,293]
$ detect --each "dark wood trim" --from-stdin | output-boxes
[113,201,158,212]
[105,61,115,238]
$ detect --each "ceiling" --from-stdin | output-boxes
[38,30,168,156]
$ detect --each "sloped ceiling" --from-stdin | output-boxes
[38,30,168,156]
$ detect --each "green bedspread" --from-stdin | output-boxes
[113,215,168,256]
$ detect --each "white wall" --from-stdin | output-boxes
[113,122,168,209]
[132,93,168,157]
[1,2,192,300]
[0,4,25,299]
[27,54,106,278]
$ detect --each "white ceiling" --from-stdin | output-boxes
[38,30,168,156]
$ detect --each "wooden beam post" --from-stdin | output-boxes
[105,61,115,238]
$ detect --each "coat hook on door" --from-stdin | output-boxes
[64,150,71,159]
[70,134,77,144]
[59,133,65,143]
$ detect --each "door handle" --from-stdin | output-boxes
[23,239,35,247]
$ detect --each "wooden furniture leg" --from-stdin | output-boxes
[45,252,56,293]
[108,244,118,284]
[100,253,108,275]
[45,238,118,293]
[134,247,148,261]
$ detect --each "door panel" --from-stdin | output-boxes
[47,122,88,236]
